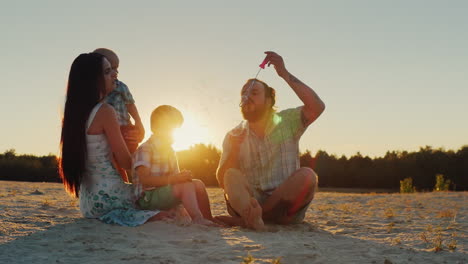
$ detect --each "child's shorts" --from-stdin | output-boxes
[137,185,181,210]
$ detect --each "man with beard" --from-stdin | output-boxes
[216,51,325,230]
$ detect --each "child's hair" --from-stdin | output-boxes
[150,105,184,132]
[93,48,119,69]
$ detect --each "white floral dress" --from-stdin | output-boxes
[79,103,159,226]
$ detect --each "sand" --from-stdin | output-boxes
[0,180,466,264]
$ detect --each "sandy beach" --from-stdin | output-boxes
[0,181,466,264]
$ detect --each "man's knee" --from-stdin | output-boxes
[284,167,318,202]
[296,167,318,189]
[223,168,251,204]
[223,168,243,187]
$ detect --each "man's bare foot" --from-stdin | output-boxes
[192,217,221,227]
[242,198,266,231]
[214,215,245,227]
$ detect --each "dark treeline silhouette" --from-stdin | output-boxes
[1,145,467,191]
[177,144,221,186]
[301,145,468,191]
[0,149,60,182]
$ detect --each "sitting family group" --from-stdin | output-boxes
[59,48,325,230]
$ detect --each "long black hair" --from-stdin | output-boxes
[59,53,106,197]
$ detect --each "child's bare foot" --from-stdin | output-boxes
[173,206,191,226]
[148,211,173,221]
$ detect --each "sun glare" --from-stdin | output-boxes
[171,112,211,151]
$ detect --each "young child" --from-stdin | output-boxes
[94,48,145,182]
[133,105,215,226]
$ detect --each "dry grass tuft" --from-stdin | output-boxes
[41,199,53,207]
[241,253,282,263]
[384,208,395,218]
[316,205,333,212]
[69,199,77,207]
[447,238,457,251]
[437,209,456,218]
[420,230,457,252]
[426,225,433,232]
[337,204,352,213]
[272,257,283,264]
[392,237,401,245]
[241,253,255,264]
[420,232,429,243]
[433,233,444,252]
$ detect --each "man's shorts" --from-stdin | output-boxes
[137,185,181,210]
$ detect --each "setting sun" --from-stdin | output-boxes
[171,112,211,151]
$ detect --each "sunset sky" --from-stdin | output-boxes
[1,1,467,158]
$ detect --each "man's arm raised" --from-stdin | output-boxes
[264,51,325,125]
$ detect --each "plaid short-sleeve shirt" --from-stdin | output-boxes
[219,106,309,192]
[105,80,135,125]
[132,135,180,198]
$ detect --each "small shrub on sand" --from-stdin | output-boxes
[434,174,451,191]
[447,235,457,251]
[421,232,441,251]
[420,230,457,252]
[421,232,429,243]
[433,233,444,252]
[400,178,415,193]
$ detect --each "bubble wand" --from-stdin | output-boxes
[240,56,269,107]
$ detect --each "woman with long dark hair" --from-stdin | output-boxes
[59,53,158,226]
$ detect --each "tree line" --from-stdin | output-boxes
[303,145,468,191]
[1,145,467,191]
